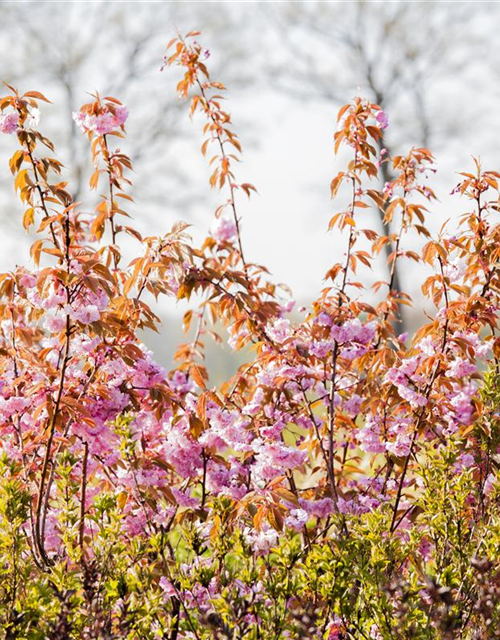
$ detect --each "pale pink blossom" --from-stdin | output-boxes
[0,111,19,134]
[447,358,477,379]
[285,508,308,530]
[211,214,237,244]
[300,497,336,518]
[44,315,66,333]
[376,110,389,129]
[266,318,292,344]
[71,304,101,325]
[244,525,278,555]
[159,577,177,600]
[95,112,117,135]
[114,105,129,126]
[19,274,37,289]
[444,257,467,284]
[73,105,128,135]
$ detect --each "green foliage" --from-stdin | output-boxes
[0,400,499,640]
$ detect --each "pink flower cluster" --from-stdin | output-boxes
[357,413,413,457]
[376,110,389,129]
[0,111,19,134]
[73,105,128,135]
[244,525,279,555]
[311,316,376,360]
[386,356,428,408]
[210,213,237,244]
[266,318,292,344]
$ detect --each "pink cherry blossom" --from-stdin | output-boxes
[114,105,129,126]
[71,304,101,325]
[211,214,237,244]
[444,257,467,283]
[43,315,66,333]
[244,525,278,555]
[0,111,19,134]
[94,111,117,135]
[447,357,477,378]
[284,508,308,530]
[266,318,292,343]
[300,497,336,518]
[376,110,389,129]
[73,104,128,135]
[159,577,177,600]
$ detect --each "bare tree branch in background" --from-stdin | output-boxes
[263,0,486,327]
[0,2,252,222]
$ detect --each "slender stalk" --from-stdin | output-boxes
[326,158,358,502]
[390,258,450,533]
[24,134,62,254]
[35,205,73,563]
[79,441,89,558]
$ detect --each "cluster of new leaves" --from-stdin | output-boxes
[0,32,500,640]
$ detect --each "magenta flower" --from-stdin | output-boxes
[376,110,389,129]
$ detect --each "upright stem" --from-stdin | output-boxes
[35,208,73,564]
[327,160,358,502]
[195,78,247,272]
[102,134,119,270]
[24,136,62,253]
[377,138,403,308]
[79,441,89,558]
[35,314,71,563]
[390,257,450,533]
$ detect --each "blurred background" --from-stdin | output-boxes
[0,0,498,377]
